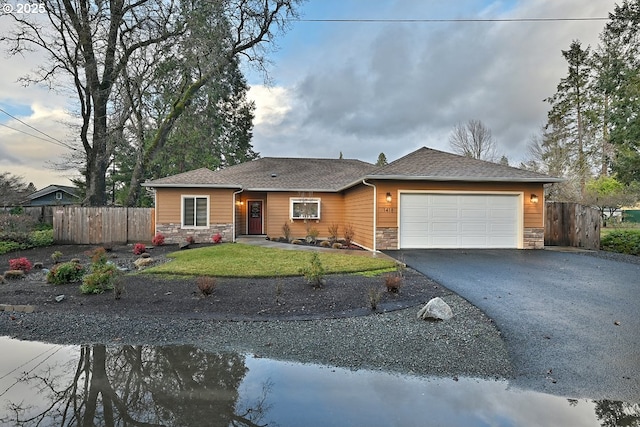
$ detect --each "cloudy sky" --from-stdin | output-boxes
[1,0,615,190]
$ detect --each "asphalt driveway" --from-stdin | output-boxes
[386,249,640,403]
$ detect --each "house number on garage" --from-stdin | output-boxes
[380,207,396,213]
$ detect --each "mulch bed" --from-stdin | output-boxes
[0,244,448,321]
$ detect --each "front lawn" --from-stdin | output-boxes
[143,243,397,277]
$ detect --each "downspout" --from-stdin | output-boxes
[362,180,377,252]
[232,189,244,243]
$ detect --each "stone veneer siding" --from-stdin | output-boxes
[376,227,398,250]
[376,227,545,249]
[523,227,544,249]
[156,223,234,245]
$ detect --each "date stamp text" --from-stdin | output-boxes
[2,2,46,14]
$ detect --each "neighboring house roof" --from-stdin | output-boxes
[27,184,79,201]
[143,147,562,191]
[364,147,564,183]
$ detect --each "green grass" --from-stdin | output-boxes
[601,222,640,238]
[143,243,397,277]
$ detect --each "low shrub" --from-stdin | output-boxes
[196,276,216,296]
[367,287,382,310]
[601,230,640,255]
[332,242,342,249]
[51,251,63,263]
[133,242,146,255]
[212,233,223,244]
[343,224,355,248]
[81,262,119,294]
[282,222,291,242]
[0,241,24,255]
[291,239,302,245]
[28,229,54,247]
[89,247,107,264]
[9,257,32,273]
[327,223,339,243]
[306,227,319,244]
[320,240,331,248]
[299,252,325,288]
[47,261,85,285]
[383,273,403,293]
[152,233,165,246]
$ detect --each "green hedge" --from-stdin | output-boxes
[600,230,640,256]
[0,229,54,255]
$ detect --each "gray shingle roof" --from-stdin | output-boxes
[141,168,239,188]
[143,147,561,191]
[366,147,563,183]
[143,158,377,191]
[28,184,79,200]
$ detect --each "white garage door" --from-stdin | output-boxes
[399,193,520,249]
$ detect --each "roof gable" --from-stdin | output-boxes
[28,184,79,200]
[143,147,561,191]
[367,147,562,183]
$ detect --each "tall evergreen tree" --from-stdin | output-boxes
[597,0,640,184]
[545,40,597,198]
[376,153,388,166]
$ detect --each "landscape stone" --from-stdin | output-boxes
[55,295,65,303]
[134,258,154,269]
[417,297,454,321]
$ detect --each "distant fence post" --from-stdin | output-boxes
[53,206,154,245]
[545,202,600,250]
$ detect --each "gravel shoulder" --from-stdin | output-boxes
[0,244,513,380]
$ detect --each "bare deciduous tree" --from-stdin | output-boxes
[1,0,302,206]
[448,119,498,162]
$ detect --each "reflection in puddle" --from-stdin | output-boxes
[0,337,637,426]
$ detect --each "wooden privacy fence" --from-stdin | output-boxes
[545,202,600,250]
[0,206,54,225]
[53,207,155,245]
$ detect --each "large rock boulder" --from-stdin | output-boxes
[134,257,154,269]
[417,297,453,321]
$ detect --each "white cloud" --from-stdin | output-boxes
[0,0,618,191]
[247,0,614,165]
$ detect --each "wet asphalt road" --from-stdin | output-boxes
[386,249,640,403]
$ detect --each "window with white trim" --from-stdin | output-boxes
[290,198,321,219]
[182,196,209,228]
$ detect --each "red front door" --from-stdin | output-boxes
[248,200,263,235]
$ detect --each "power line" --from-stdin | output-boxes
[293,17,609,23]
[0,122,75,150]
[0,107,76,150]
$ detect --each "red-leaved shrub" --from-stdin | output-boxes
[9,257,32,273]
[133,243,146,255]
[152,233,165,246]
[212,233,222,244]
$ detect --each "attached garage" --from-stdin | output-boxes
[399,192,522,249]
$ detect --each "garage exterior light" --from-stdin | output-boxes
[386,192,392,203]
[530,194,539,204]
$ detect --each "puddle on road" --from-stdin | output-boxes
[0,337,637,427]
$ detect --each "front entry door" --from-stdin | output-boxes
[248,200,263,235]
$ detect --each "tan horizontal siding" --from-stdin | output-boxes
[155,188,233,225]
[265,192,344,239]
[344,184,374,249]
